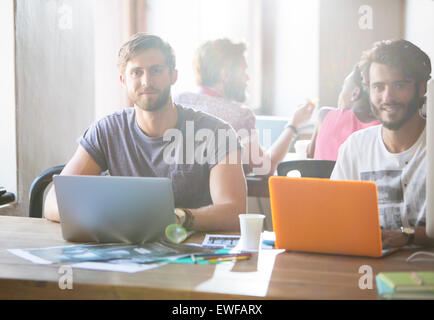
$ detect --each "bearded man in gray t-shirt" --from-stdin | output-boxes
[44,34,247,232]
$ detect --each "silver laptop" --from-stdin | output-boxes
[53,175,176,244]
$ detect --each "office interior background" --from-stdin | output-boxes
[0,0,433,218]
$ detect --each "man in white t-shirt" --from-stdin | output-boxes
[331,39,434,248]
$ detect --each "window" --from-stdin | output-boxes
[146,0,262,109]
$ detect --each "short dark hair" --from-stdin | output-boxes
[359,39,431,88]
[193,38,246,87]
[117,33,176,73]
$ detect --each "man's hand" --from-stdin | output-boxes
[381,229,408,249]
[290,100,315,129]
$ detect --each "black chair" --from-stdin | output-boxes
[0,192,15,205]
[29,165,65,218]
[277,160,336,179]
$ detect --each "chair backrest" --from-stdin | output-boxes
[29,165,65,218]
[277,160,336,179]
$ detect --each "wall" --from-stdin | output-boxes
[0,0,17,196]
[1,0,95,217]
[319,0,404,107]
[404,0,434,63]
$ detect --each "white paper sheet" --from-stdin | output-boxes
[71,261,167,273]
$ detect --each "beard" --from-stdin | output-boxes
[370,90,424,131]
[223,76,247,103]
[133,86,171,112]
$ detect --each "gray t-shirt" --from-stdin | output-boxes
[79,105,241,209]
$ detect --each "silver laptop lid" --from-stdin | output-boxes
[53,175,176,244]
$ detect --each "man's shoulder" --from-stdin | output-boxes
[345,124,381,144]
[177,91,230,108]
[176,91,252,112]
[94,108,134,128]
[337,125,381,159]
[177,104,232,130]
[176,92,256,130]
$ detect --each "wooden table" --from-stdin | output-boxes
[1,216,433,300]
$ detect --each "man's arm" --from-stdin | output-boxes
[382,227,434,248]
[266,101,314,172]
[189,150,247,232]
[244,102,314,176]
[44,145,102,222]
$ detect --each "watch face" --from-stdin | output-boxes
[402,227,415,235]
[174,208,186,224]
[175,208,185,217]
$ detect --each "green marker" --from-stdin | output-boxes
[165,224,188,244]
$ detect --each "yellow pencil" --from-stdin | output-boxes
[208,256,250,263]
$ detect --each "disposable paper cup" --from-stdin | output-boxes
[294,140,310,159]
[238,214,265,251]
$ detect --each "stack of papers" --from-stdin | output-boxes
[376,272,434,299]
[9,241,212,273]
[9,234,268,273]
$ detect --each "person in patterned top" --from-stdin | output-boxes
[175,38,314,175]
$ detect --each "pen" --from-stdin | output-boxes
[207,256,250,263]
[195,253,252,261]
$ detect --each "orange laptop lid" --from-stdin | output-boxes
[269,177,383,257]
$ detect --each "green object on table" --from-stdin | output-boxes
[376,272,434,300]
[165,224,188,244]
[165,249,233,264]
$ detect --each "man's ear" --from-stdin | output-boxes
[418,81,427,97]
[350,87,361,102]
[220,67,230,83]
[171,69,178,85]
[120,74,126,88]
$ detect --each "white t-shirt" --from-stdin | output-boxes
[331,125,426,230]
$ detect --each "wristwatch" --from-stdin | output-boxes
[400,226,415,245]
[174,208,195,230]
[174,208,186,225]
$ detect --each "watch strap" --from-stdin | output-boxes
[285,123,298,135]
[182,208,195,231]
[407,232,415,245]
[401,227,415,245]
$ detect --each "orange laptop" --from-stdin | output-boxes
[269,176,396,258]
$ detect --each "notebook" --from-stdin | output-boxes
[376,272,434,299]
[269,176,396,258]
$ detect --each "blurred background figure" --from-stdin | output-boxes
[175,38,314,175]
[307,64,380,160]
